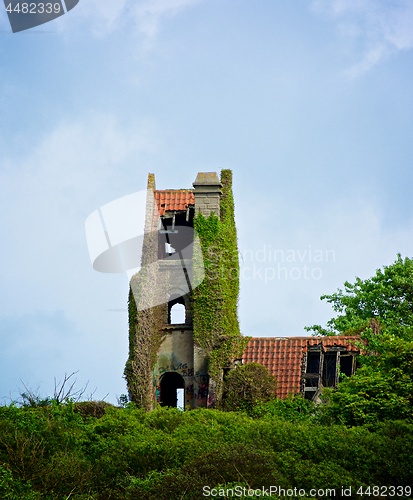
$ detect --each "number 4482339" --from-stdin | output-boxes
[356,485,412,497]
[5,3,61,14]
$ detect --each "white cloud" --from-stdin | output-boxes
[66,0,200,43]
[68,0,129,36]
[312,0,413,77]
[133,0,200,40]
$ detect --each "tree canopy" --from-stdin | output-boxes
[307,254,413,339]
[307,255,413,425]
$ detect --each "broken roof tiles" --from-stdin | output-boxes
[154,189,195,216]
[242,336,360,399]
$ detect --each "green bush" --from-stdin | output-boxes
[73,401,113,420]
[250,395,318,422]
[221,363,276,412]
[0,404,412,498]
[0,464,40,500]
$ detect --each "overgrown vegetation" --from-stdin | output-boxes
[124,197,166,410]
[3,256,413,498]
[221,362,276,412]
[193,170,249,405]
[0,404,412,499]
[307,254,413,425]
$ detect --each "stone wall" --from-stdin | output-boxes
[193,172,222,217]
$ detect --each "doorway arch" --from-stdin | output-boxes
[159,372,185,409]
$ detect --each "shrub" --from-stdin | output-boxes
[221,363,276,412]
[73,401,113,420]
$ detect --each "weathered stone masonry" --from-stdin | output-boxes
[125,170,243,410]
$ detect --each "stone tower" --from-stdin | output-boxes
[125,170,244,410]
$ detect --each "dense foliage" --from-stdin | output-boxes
[307,254,413,338]
[221,362,276,412]
[307,255,413,425]
[0,403,412,499]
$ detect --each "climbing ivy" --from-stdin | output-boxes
[124,230,166,411]
[192,170,249,406]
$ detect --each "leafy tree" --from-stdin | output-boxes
[307,255,413,425]
[307,254,413,339]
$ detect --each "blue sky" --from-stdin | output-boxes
[1,0,413,403]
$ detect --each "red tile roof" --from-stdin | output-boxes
[154,190,194,216]
[242,336,360,399]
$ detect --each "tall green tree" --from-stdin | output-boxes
[307,254,413,340]
[307,255,413,425]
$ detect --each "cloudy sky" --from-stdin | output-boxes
[1,0,413,403]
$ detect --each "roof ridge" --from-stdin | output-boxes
[154,188,194,192]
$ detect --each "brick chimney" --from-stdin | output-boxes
[192,172,222,218]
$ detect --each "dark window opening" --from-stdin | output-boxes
[302,347,358,398]
[304,389,317,400]
[306,351,321,373]
[160,372,185,408]
[322,351,338,387]
[158,210,194,260]
[339,354,355,378]
[304,351,321,388]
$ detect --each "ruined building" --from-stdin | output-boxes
[125,170,246,410]
[125,170,359,410]
[243,336,359,401]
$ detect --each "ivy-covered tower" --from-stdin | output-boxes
[125,170,247,410]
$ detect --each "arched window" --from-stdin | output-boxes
[168,295,186,324]
[170,303,185,324]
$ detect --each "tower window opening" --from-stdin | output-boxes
[169,300,186,324]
